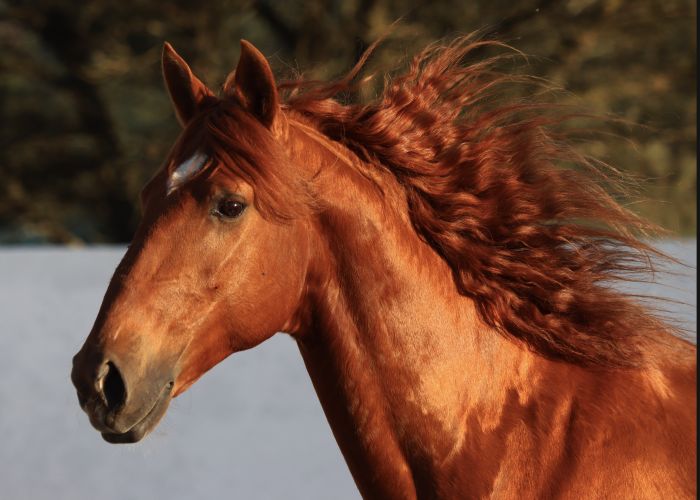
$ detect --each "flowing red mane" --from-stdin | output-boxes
[167,35,678,368]
[277,36,677,368]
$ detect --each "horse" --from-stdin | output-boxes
[71,36,696,499]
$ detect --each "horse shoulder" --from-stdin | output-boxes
[546,341,696,499]
[448,343,696,499]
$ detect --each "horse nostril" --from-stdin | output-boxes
[101,362,126,412]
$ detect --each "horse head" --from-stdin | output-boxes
[71,41,312,443]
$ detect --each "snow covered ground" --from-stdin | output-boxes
[0,242,695,500]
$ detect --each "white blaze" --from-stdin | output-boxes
[167,151,209,194]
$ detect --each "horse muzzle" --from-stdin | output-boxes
[71,346,174,444]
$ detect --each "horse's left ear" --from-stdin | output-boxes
[224,40,279,128]
[162,42,214,127]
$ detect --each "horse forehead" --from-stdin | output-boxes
[167,151,208,194]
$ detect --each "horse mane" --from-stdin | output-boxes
[276,35,679,368]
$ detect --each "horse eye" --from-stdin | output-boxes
[214,198,246,219]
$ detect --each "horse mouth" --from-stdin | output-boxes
[101,383,173,444]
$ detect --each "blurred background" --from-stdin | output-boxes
[0,1,695,499]
[0,0,696,242]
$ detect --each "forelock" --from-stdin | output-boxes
[167,100,315,221]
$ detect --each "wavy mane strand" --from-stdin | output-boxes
[280,35,679,368]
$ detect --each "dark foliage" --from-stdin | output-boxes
[0,0,695,242]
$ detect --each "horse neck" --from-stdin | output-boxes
[286,119,539,491]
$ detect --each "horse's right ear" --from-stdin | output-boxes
[162,42,213,127]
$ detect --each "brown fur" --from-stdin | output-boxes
[71,36,696,499]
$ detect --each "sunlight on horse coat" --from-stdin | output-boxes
[71,36,696,499]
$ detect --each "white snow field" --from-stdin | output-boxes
[0,242,695,500]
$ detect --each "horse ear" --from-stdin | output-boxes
[162,42,213,127]
[223,40,279,128]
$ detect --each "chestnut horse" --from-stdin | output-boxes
[71,37,696,499]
